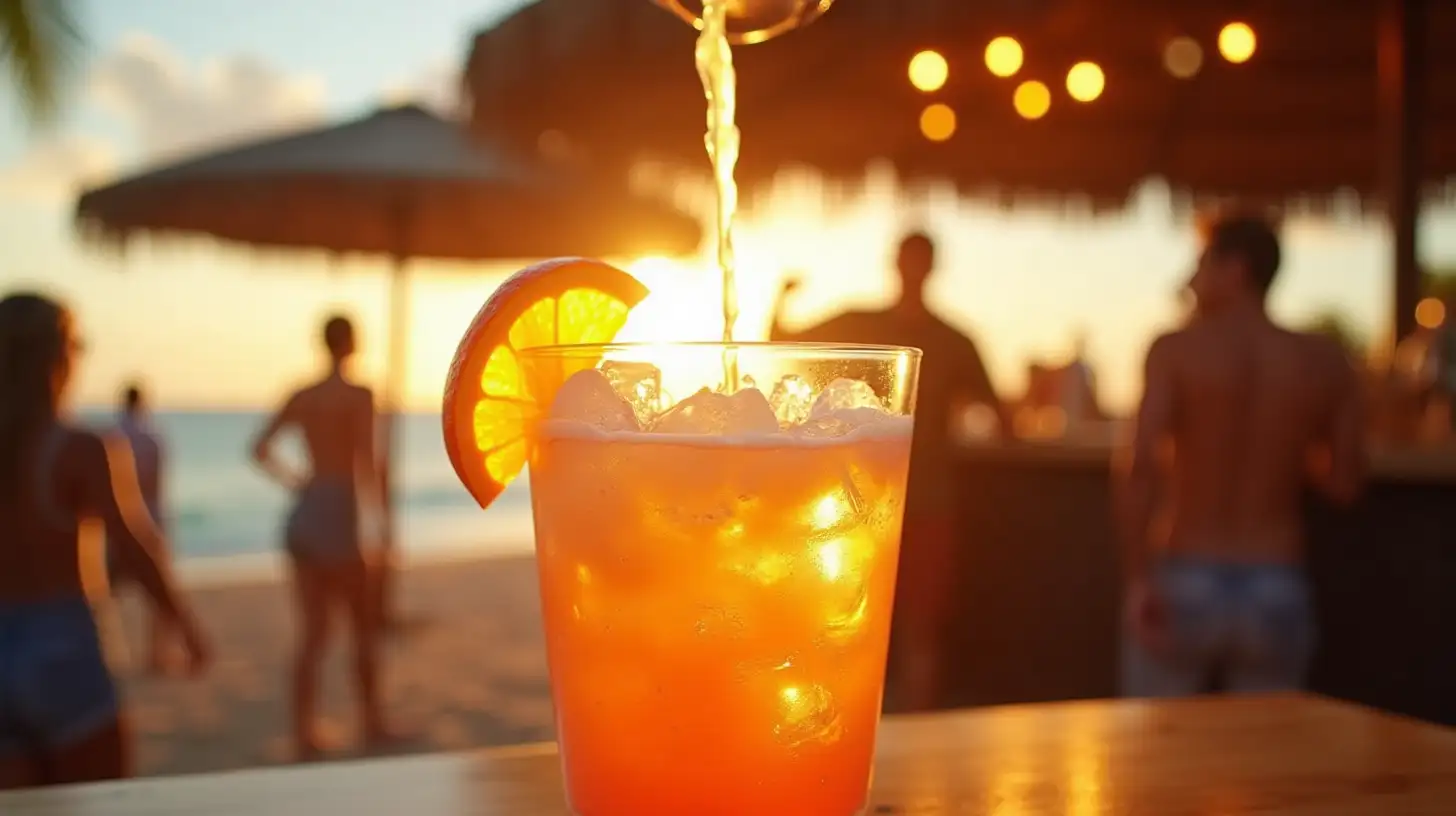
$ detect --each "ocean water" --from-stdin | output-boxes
[77,410,536,572]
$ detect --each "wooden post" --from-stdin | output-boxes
[1379,0,1424,342]
[377,256,411,631]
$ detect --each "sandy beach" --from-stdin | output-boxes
[111,554,555,778]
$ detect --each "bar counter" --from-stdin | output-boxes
[5,695,1453,815]
[942,436,1456,726]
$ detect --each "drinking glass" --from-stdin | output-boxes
[652,0,836,44]
[520,342,919,815]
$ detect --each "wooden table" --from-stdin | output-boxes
[3,695,1453,814]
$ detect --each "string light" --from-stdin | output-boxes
[919,103,957,141]
[909,50,949,92]
[1164,37,1204,78]
[985,37,1024,78]
[1013,81,1051,119]
[1066,62,1104,102]
[1218,22,1257,63]
[1415,297,1446,329]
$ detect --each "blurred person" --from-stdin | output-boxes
[1059,330,1100,427]
[250,314,400,759]
[104,382,182,674]
[1116,213,1366,698]
[0,293,210,790]
[771,231,1011,712]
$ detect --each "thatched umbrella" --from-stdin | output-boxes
[76,103,701,628]
[465,0,1454,339]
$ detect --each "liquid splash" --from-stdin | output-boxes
[695,0,742,388]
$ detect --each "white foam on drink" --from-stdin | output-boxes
[546,368,912,446]
[539,415,912,448]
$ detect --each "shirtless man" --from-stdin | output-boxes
[1117,213,1366,696]
[773,232,1012,711]
[251,315,397,758]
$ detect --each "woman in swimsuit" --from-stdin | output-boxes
[250,315,395,759]
[0,292,211,790]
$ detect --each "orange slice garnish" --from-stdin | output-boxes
[442,258,648,508]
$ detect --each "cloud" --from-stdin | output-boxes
[89,32,327,165]
[0,32,328,201]
[0,135,116,201]
[1,32,468,203]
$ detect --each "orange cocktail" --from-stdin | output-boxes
[521,342,919,816]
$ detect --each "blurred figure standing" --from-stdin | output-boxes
[1117,213,1366,698]
[250,314,399,759]
[772,231,1011,712]
[106,382,181,674]
[0,293,210,789]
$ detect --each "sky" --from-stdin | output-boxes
[2,0,1455,413]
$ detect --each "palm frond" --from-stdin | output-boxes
[0,0,82,125]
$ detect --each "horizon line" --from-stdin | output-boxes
[76,403,444,416]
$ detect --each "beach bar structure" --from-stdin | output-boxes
[467,0,1455,341]
[466,0,1456,726]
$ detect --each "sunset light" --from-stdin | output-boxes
[3,7,1446,803]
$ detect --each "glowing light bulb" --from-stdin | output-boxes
[919,103,957,141]
[985,36,1024,78]
[1164,36,1204,78]
[909,50,949,92]
[1415,297,1446,329]
[1013,80,1051,119]
[1065,62,1104,102]
[1218,22,1257,64]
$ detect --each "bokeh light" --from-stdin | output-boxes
[985,36,1024,78]
[908,50,949,92]
[919,103,957,141]
[1415,297,1447,329]
[1218,22,1257,64]
[1164,36,1204,79]
[1065,62,1104,102]
[1013,81,1051,120]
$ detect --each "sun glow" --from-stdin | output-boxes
[606,255,774,394]
[618,256,725,344]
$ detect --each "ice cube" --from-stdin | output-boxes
[768,374,815,427]
[600,360,665,424]
[774,682,844,748]
[727,388,780,434]
[795,407,891,438]
[809,378,884,418]
[650,387,780,435]
[548,369,640,431]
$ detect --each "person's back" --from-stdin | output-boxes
[290,376,374,484]
[0,293,208,789]
[1165,315,1354,561]
[0,427,100,602]
[1118,214,1364,698]
[251,314,396,759]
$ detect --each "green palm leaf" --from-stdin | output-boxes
[1,0,81,125]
